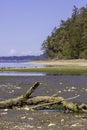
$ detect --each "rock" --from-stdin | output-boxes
[48,123,56,126]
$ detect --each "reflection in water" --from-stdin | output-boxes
[0,62,44,68]
[0,72,45,76]
[0,62,46,76]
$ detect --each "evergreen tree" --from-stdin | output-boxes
[41,5,87,59]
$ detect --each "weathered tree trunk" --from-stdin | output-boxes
[0,82,40,109]
[0,82,87,113]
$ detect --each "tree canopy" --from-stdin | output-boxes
[41,5,87,59]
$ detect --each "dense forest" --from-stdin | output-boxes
[41,5,87,59]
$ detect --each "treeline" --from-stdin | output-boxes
[42,5,87,59]
[0,55,45,62]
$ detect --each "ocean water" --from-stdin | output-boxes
[0,62,44,68]
[0,62,45,76]
[0,72,45,76]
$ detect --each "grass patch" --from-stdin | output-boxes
[0,67,87,75]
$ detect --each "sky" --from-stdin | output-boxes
[0,0,87,56]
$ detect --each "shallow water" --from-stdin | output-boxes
[0,75,87,103]
[0,62,44,68]
[0,71,45,76]
[0,62,46,76]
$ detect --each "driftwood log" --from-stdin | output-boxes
[0,82,87,113]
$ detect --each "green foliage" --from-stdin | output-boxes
[80,49,87,59]
[41,5,87,59]
[1,67,87,74]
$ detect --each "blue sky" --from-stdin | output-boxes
[0,0,87,56]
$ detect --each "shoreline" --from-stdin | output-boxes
[0,59,87,74]
[28,59,87,67]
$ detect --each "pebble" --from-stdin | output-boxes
[4,109,8,112]
[59,82,63,85]
[71,123,79,127]
[61,119,64,122]
[48,123,56,127]
[21,116,26,119]
[1,112,7,115]
[16,87,21,89]
[28,117,34,120]
[58,91,61,93]
[37,126,42,129]
[71,87,76,89]
[27,125,34,128]
[67,89,71,92]
[63,89,67,92]
[9,90,14,93]
[24,106,30,110]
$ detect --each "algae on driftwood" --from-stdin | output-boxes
[0,82,87,113]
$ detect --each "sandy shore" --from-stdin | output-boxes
[29,59,87,67]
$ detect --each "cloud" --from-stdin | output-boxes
[32,51,43,55]
[8,49,43,56]
[9,49,17,55]
[21,51,32,56]
[21,50,43,56]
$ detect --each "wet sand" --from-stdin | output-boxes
[0,109,87,130]
[0,75,87,130]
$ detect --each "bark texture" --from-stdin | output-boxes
[0,82,87,113]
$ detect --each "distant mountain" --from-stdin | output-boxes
[0,55,45,62]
